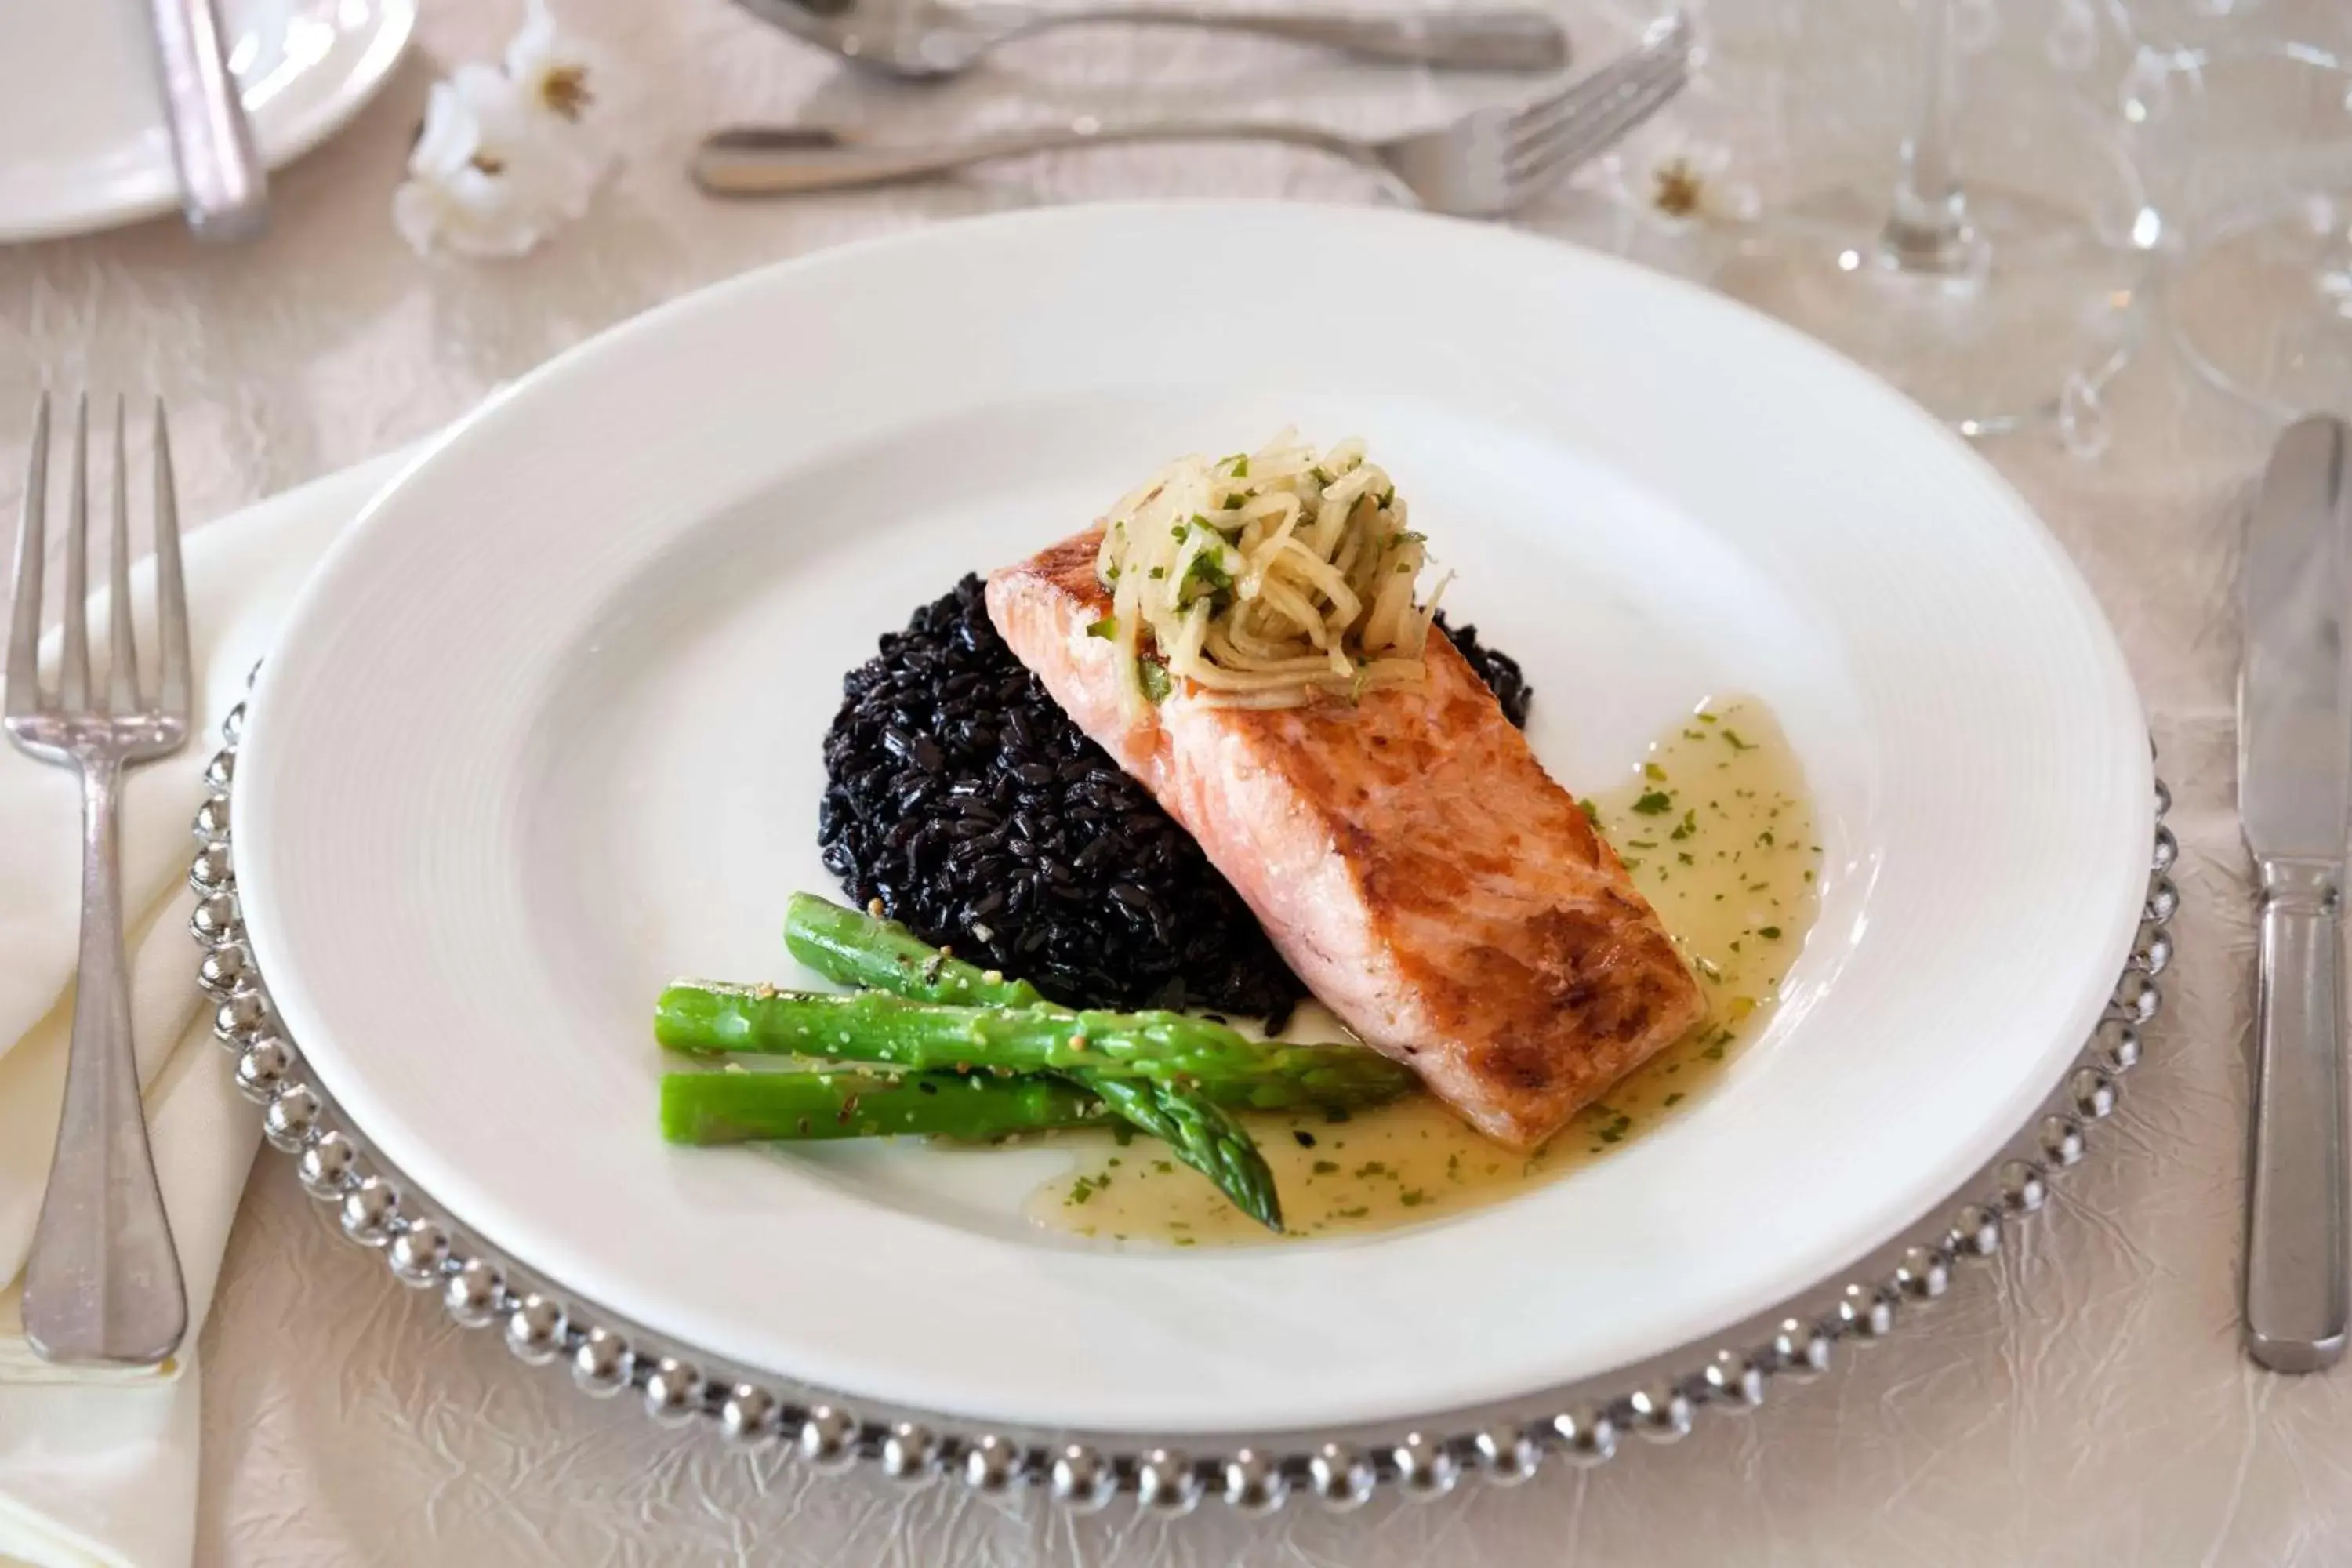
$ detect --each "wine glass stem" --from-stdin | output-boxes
[1881,0,1980,274]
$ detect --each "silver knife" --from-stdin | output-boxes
[143,0,269,241]
[2240,413,2352,1373]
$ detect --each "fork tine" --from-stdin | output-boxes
[60,395,90,713]
[1505,11,1693,151]
[151,401,190,720]
[5,392,49,721]
[1504,22,1690,157]
[1507,58,1688,187]
[105,396,138,716]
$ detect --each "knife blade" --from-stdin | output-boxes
[2238,412,2352,1374]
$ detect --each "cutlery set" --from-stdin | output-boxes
[702,2,1694,214]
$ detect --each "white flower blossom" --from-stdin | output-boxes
[506,0,601,129]
[1593,126,1759,234]
[393,2,612,260]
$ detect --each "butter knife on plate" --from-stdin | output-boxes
[2240,413,2352,1373]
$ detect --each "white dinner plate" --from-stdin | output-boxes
[238,203,2151,1436]
[0,0,414,245]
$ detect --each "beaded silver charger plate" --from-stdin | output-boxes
[189,695,2176,1515]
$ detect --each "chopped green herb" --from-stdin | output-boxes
[1664,1091,1686,1107]
[1644,761,1668,781]
[1697,711,1719,724]
[1759,925,1783,939]
[1632,790,1674,815]
[1182,550,1234,601]
[1400,1189,1429,1207]
[1085,615,1118,640]
[1138,659,1173,703]
[1757,829,1775,847]
[1311,1160,1339,1175]
[1292,1129,1318,1149]
[1580,800,1602,826]
[1724,728,1755,751]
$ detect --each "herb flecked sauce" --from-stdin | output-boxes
[1024,696,1822,1247]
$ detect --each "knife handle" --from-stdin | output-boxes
[2245,858,2350,1372]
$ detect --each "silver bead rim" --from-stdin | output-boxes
[189,706,2178,1512]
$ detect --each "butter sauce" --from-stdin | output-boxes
[1027,696,1821,1246]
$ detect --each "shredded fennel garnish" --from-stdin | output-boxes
[1094,431,1450,717]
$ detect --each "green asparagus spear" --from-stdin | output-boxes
[784,893,1045,1007]
[661,1069,1108,1145]
[784,894,1286,1229]
[654,984,1418,1112]
[1090,1075,1283,1232]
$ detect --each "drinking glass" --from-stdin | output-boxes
[1711,0,2155,436]
[2134,36,2352,416]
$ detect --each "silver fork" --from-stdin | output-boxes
[693,11,1693,216]
[6,394,192,1369]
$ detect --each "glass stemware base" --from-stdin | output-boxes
[2169,195,2352,421]
[1714,181,2144,437]
[2132,41,2352,417]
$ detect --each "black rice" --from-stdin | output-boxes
[818,575,1531,1021]
[1433,612,1534,730]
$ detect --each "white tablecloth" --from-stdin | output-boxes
[3,0,2347,1560]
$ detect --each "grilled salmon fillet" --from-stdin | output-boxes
[986,528,1706,1149]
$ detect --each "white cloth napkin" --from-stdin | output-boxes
[0,447,415,1568]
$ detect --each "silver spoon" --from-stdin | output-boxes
[735,0,1569,80]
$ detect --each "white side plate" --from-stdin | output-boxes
[0,0,414,244]
[238,204,2151,1436]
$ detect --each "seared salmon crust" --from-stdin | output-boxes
[989,528,1705,1149]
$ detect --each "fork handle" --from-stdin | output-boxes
[1000,5,1567,70]
[21,755,188,1370]
[695,122,1390,197]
